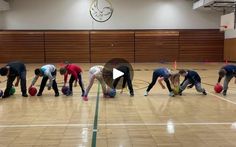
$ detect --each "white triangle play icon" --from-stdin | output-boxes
[113,68,124,80]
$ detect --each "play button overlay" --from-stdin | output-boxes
[113,68,124,80]
[102,58,134,89]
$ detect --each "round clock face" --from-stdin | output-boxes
[89,0,113,22]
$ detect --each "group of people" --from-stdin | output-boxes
[144,68,207,97]
[0,61,235,101]
[144,64,236,97]
[0,61,134,101]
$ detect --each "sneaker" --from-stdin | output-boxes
[223,90,227,96]
[66,91,73,96]
[2,95,10,99]
[144,91,148,96]
[104,94,110,98]
[178,89,183,96]
[55,93,59,97]
[37,93,42,96]
[169,91,175,97]
[22,93,28,97]
[83,96,88,101]
[203,91,207,95]
[130,92,134,97]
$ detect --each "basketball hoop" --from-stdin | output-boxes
[221,25,228,29]
[220,25,228,31]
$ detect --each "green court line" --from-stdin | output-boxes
[91,83,101,147]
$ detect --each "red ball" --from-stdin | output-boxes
[214,84,223,93]
[0,90,3,97]
[28,87,37,96]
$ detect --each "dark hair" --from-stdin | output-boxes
[0,67,8,76]
[218,69,226,77]
[59,67,67,75]
[179,69,187,75]
[34,68,41,76]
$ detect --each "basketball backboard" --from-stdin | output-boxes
[220,12,235,31]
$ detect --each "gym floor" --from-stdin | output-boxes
[0,62,236,147]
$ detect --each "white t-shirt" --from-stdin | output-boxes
[89,66,103,77]
[41,64,56,80]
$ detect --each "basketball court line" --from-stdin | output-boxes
[202,81,236,105]
[0,122,235,128]
[208,92,236,105]
[91,83,101,147]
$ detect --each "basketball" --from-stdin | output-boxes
[0,90,3,97]
[9,87,16,95]
[108,88,116,98]
[61,86,69,95]
[214,84,223,93]
[28,87,37,96]
[173,86,180,95]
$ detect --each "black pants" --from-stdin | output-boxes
[4,71,27,97]
[38,70,59,94]
[146,71,172,92]
[69,73,84,93]
[113,70,134,94]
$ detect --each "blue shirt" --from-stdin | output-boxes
[7,61,26,77]
[222,65,236,75]
[185,70,201,83]
[154,68,170,79]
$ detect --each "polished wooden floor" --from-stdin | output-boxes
[0,62,236,147]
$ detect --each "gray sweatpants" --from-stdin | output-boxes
[180,79,205,93]
[223,74,236,91]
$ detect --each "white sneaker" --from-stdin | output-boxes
[169,91,175,97]
[144,91,148,96]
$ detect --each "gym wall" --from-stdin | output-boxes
[0,0,221,29]
[0,30,224,63]
[0,0,224,63]
[224,30,236,62]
